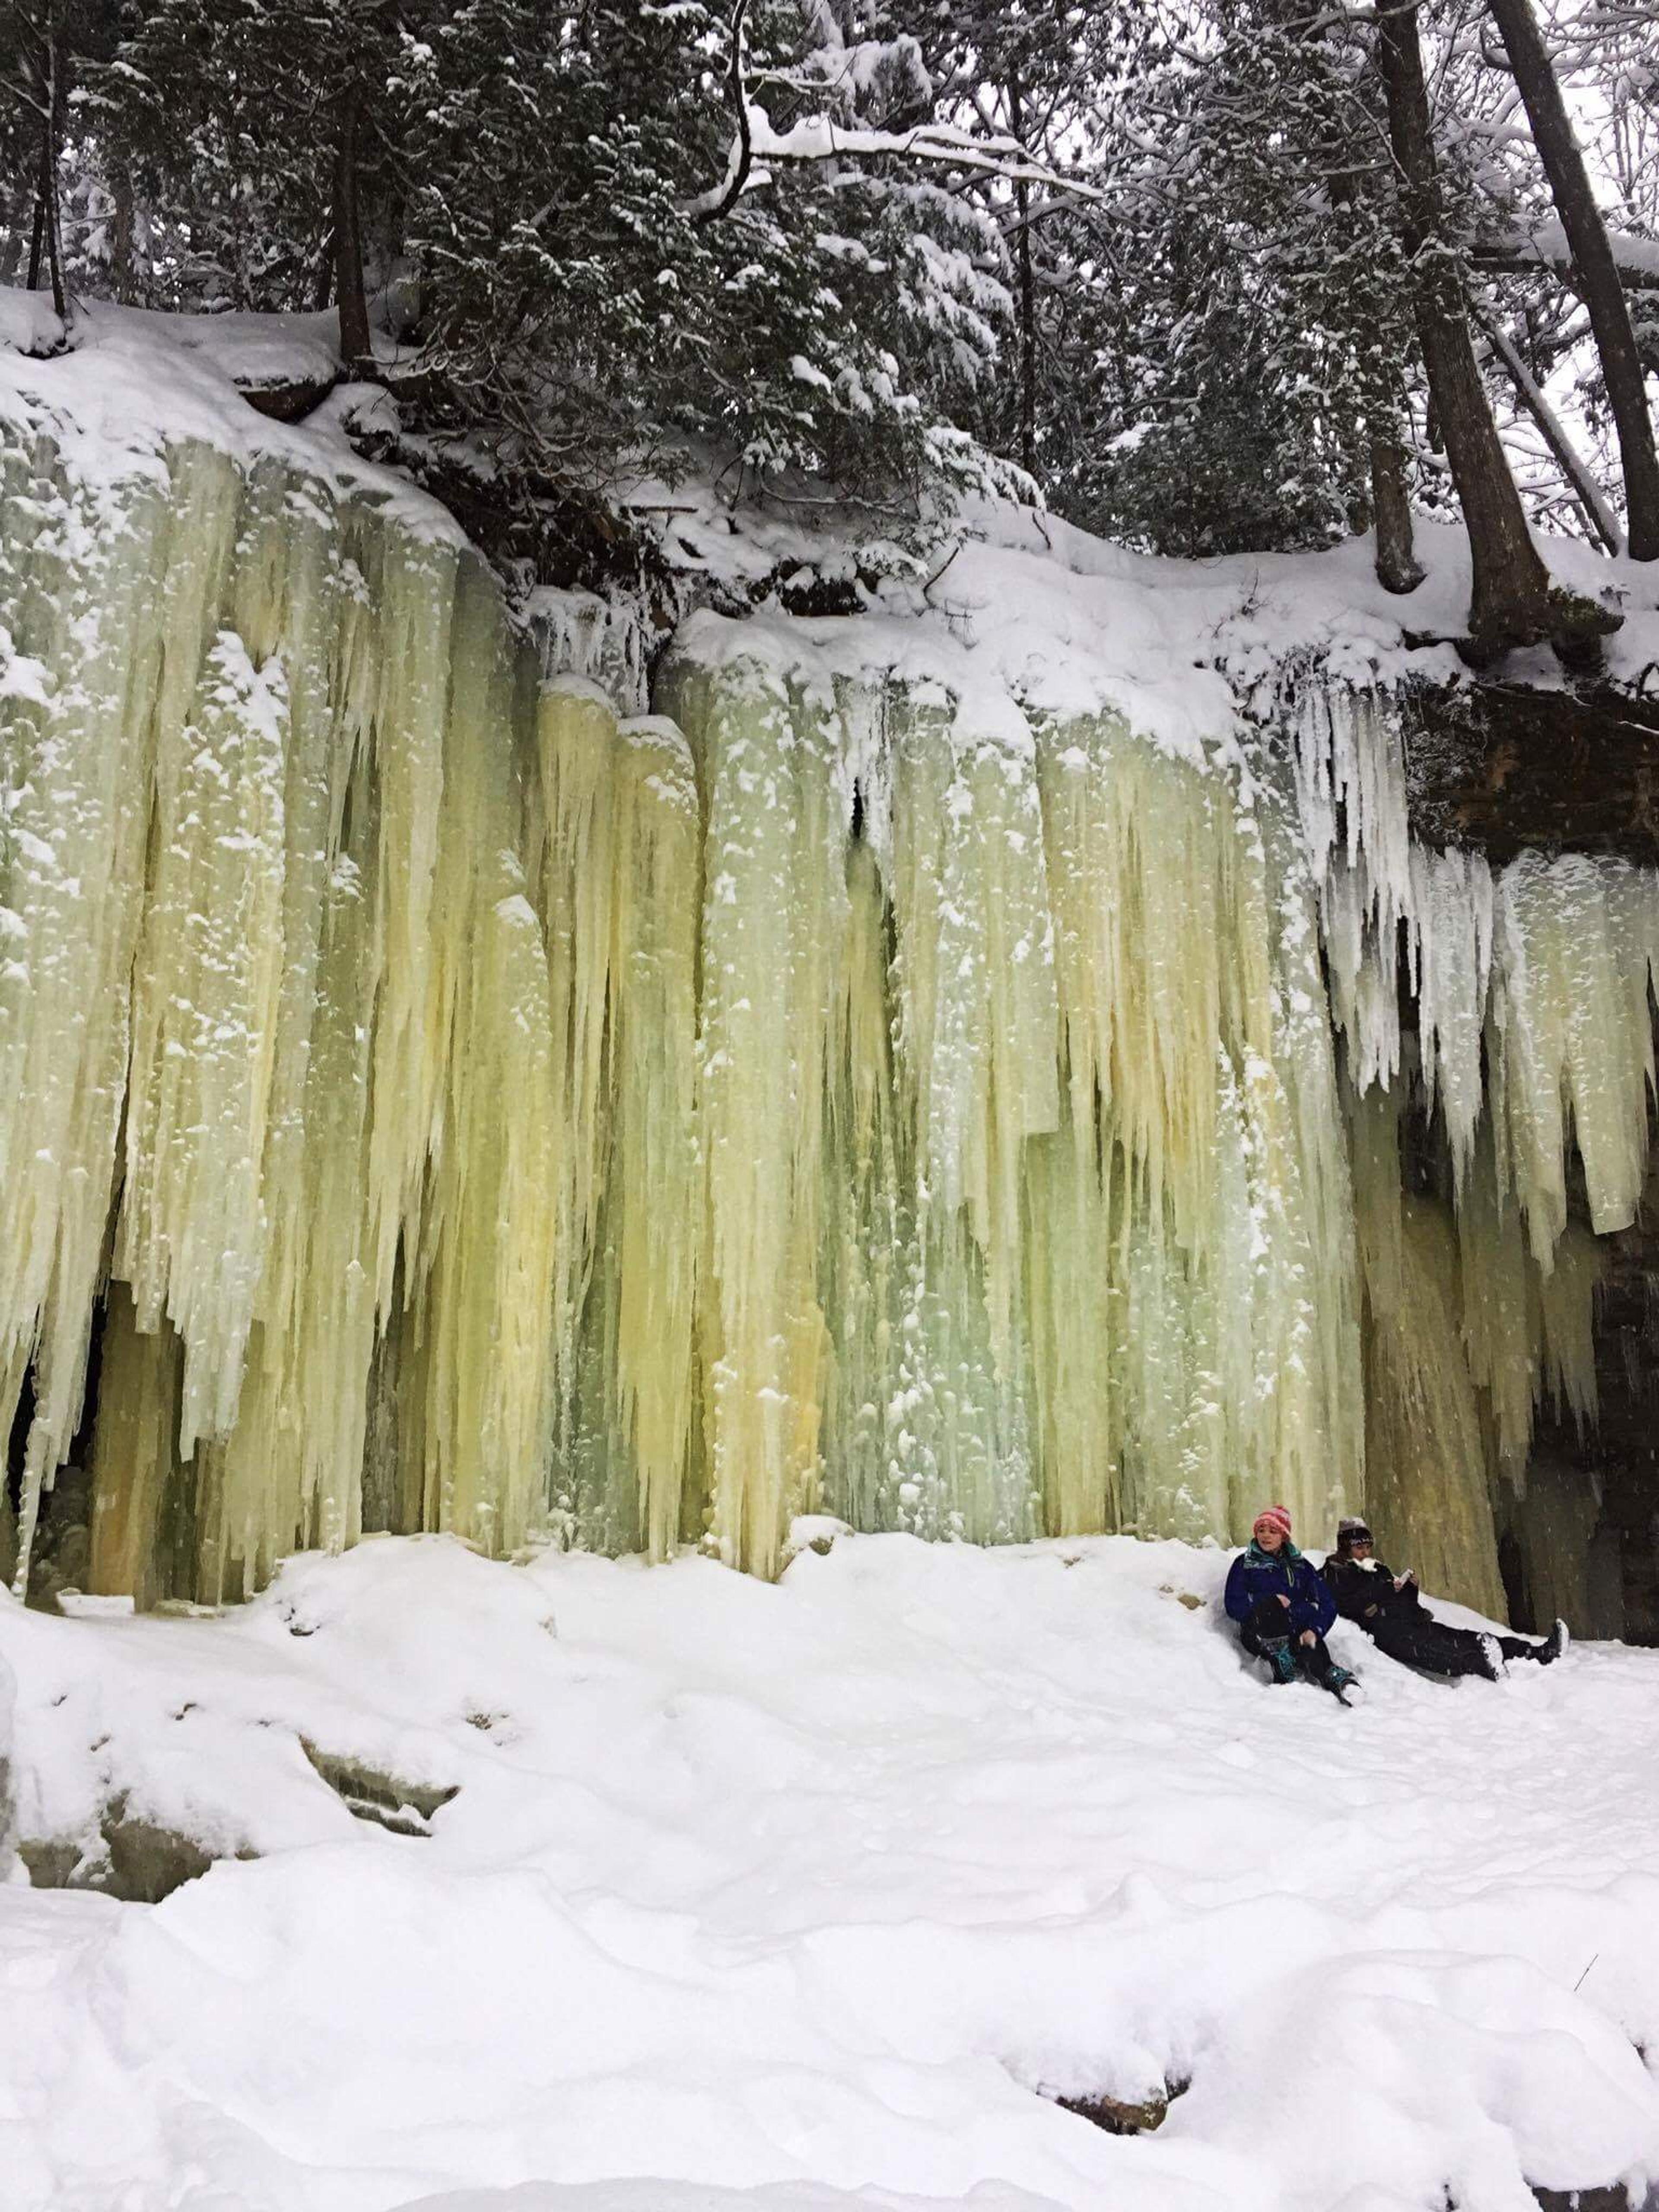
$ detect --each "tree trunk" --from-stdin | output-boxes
[314,228,337,314]
[110,162,135,304]
[1371,425,1426,592]
[1477,303,1623,553]
[1375,1,1559,661]
[39,122,65,324]
[27,170,46,291]
[1484,0,1659,559]
[1009,74,1037,480]
[333,88,372,370]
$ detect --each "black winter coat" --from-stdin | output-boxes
[1322,1552,1419,1628]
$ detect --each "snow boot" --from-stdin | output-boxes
[1262,1637,1298,1686]
[1322,1665,1360,1706]
[1477,1633,1506,1681]
[1541,1618,1570,1665]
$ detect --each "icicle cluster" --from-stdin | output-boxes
[1296,683,1653,1608]
[0,433,698,1602]
[524,585,651,716]
[656,636,1364,1572]
[1296,685,1659,1258]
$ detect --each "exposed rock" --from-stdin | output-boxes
[21,1796,227,1904]
[1053,2077,1189,2136]
[1531,2184,1659,2210]
[101,1812,218,1904]
[19,1837,85,1890]
[299,1738,459,1836]
[237,372,339,423]
[1402,676,1659,865]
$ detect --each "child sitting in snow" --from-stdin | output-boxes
[1224,1505,1358,1704]
[1320,1519,1567,1681]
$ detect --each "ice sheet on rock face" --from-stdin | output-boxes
[1367,1192,1510,1620]
[1456,1121,1545,1476]
[1350,1073,1603,1601]
[3,431,608,1602]
[7,407,1657,1606]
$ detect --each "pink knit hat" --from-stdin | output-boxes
[1253,1504,1293,1541]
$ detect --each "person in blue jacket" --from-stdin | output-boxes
[1224,1504,1358,1704]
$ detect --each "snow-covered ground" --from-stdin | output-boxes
[4,1529,1658,2212]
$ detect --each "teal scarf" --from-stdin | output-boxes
[1247,1538,1302,1570]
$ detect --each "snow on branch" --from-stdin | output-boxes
[1474,219,1659,292]
[744,107,1092,194]
[686,0,1095,223]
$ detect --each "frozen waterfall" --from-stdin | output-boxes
[2,429,1654,1613]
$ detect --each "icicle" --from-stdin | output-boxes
[819,835,906,1535]
[1491,852,1659,1262]
[608,715,702,1559]
[523,681,701,1555]
[1291,684,1416,1098]
[526,677,622,1493]
[1411,843,1495,1191]
[407,560,559,1558]
[1027,709,1360,1544]
[657,645,846,1576]
[0,443,204,1596]
[115,629,289,1453]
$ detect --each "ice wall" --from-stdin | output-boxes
[2,424,1653,1610]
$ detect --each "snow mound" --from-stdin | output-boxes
[3,1531,1659,2212]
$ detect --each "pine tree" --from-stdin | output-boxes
[0,0,120,321]
[93,0,429,350]
[394,1,1019,514]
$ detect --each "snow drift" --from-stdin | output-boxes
[3,1530,1659,2212]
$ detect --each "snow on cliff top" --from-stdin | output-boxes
[9,289,1659,762]
[0,288,460,545]
[633,464,1659,755]
[4,1529,1659,2212]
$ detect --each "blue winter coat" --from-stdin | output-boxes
[1224,1541,1336,1637]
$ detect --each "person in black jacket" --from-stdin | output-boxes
[1224,1504,1358,1702]
[1321,1518,1567,1680]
